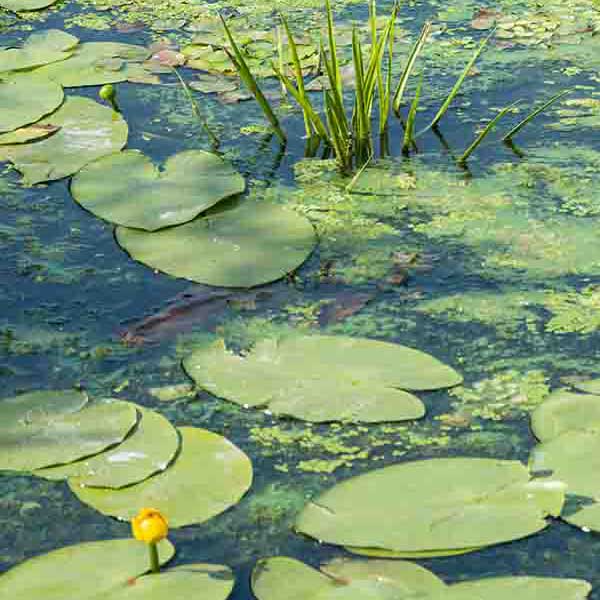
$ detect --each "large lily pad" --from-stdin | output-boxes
[252,557,447,600]
[37,405,180,488]
[530,389,600,442]
[295,458,565,556]
[0,0,59,9]
[70,426,252,527]
[0,76,63,133]
[182,335,462,423]
[33,42,150,87]
[0,96,128,184]
[0,538,174,600]
[106,564,234,599]
[0,30,77,73]
[0,399,138,471]
[0,388,87,428]
[71,150,245,231]
[116,199,316,287]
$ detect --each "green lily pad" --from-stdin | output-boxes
[345,546,482,559]
[70,426,252,527]
[530,389,600,442]
[189,73,238,94]
[0,399,138,472]
[0,76,63,133]
[71,150,245,231]
[447,577,591,600]
[36,405,180,488]
[0,0,59,9]
[529,429,600,498]
[0,388,87,428]
[252,556,446,600]
[182,335,461,423]
[0,30,78,73]
[116,199,316,287]
[0,123,60,145]
[0,538,174,600]
[107,564,234,599]
[33,42,150,87]
[572,378,600,395]
[295,458,565,556]
[562,502,600,532]
[0,96,128,184]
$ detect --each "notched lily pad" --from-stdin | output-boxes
[0,538,174,600]
[0,76,63,133]
[296,458,565,556]
[0,30,78,73]
[70,426,252,527]
[182,334,462,423]
[0,398,138,472]
[116,199,316,287]
[71,149,245,231]
[0,96,128,184]
[37,405,180,488]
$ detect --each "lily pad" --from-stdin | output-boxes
[0,0,59,9]
[32,42,150,87]
[0,398,138,472]
[252,557,447,600]
[0,538,174,600]
[295,458,565,556]
[116,199,316,287]
[0,96,128,184]
[70,426,252,527]
[0,76,63,133]
[0,30,78,73]
[0,388,87,427]
[108,564,234,599]
[36,405,180,488]
[189,73,238,94]
[182,335,462,423]
[0,123,60,145]
[530,389,600,442]
[71,150,245,231]
[572,378,600,395]
[447,577,591,600]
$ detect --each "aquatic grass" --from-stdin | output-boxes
[502,88,572,142]
[220,14,286,143]
[402,72,422,156]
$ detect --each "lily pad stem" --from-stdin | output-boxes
[149,542,160,574]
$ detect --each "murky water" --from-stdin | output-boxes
[2,0,600,596]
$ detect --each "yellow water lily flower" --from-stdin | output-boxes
[131,508,169,545]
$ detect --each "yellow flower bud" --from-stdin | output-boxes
[131,508,168,544]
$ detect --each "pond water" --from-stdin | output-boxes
[2,0,600,597]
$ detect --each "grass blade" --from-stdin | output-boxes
[170,67,219,149]
[458,101,517,164]
[325,0,342,101]
[221,14,286,142]
[427,28,494,131]
[502,88,572,141]
[392,21,430,115]
[402,72,422,155]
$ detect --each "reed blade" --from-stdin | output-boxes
[402,72,422,155]
[221,14,286,142]
[427,28,494,131]
[502,88,572,141]
[458,101,517,164]
[392,21,430,115]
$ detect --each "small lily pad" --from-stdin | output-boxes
[36,405,180,488]
[182,335,461,423]
[0,30,78,73]
[0,96,128,184]
[252,557,447,600]
[296,458,565,556]
[0,76,63,133]
[71,150,245,231]
[110,564,234,599]
[0,538,174,600]
[116,199,316,287]
[189,73,238,94]
[530,389,600,442]
[32,41,150,87]
[0,123,60,145]
[70,426,252,527]
[0,398,138,471]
